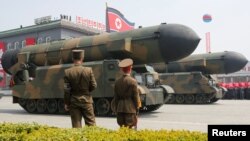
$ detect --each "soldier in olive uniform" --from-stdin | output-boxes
[64,50,97,128]
[113,58,141,128]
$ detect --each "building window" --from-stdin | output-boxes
[15,42,19,49]
[225,77,231,83]
[247,76,250,82]
[22,40,26,48]
[46,36,51,43]
[37,38,43,44]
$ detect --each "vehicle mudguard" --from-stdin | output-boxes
[160,85,174,103]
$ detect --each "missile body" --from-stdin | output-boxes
[2,23,200,75]
[154,51,248,74]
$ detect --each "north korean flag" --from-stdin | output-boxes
[106,7,135,32]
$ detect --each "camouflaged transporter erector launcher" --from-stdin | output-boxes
[153,51,248,104]
[1,23,200,116]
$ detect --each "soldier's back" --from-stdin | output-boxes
[65,65,94,105]
[115,75,137,113]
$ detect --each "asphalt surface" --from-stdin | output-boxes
[1,96,250,133]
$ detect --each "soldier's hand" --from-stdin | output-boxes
[64,104,69,111]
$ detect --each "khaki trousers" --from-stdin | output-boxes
[117,112,137,128]
[70,103,96,128]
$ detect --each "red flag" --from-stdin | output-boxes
[106,7,135,32]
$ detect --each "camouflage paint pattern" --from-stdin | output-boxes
[11,60,166,115]
[159,72,224,104]
[160,72,216,94]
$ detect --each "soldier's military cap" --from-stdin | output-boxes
[72,49,84,60]
[118,58,133,68]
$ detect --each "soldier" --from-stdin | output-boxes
[64,49,97,128]
[113,58,141,128]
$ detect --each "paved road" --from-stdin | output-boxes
[0,90,11,97]
[1,96,250,132]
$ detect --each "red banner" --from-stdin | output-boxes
[26,38,36,46]
[76,16,106,31]
[0,69,6,88]
[0,41,6,68]
[106,7,135,32]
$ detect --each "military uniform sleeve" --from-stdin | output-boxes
[112,82,119,112]
[89,68,97,92]
[131,80,141,109]
[64,71,71,105]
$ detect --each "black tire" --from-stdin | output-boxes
[37,99,47,113]
[185,95,195,104]
[58,99,66,114]
[166,95,175,104]
[18,98,27,107]
[175,94,185,104]
[209,97,220,103]
[195,94,206,104]
[26,99,37,113]
[47,99,58,114]
[95,98,111,116]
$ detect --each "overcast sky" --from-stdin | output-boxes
[1,0,250,60]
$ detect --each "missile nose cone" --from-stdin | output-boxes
[1,49,20,74]
[159,24,200,62]
[224,51,248,74]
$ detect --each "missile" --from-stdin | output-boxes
[2,23,200,75]
[153,51,248,74]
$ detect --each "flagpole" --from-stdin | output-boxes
[105,2,110,33]
[205,32,211,53]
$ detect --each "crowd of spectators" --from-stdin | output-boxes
[219,82,250,99]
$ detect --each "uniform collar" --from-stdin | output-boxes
[74,64,82,66]
[123,74,130,76]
